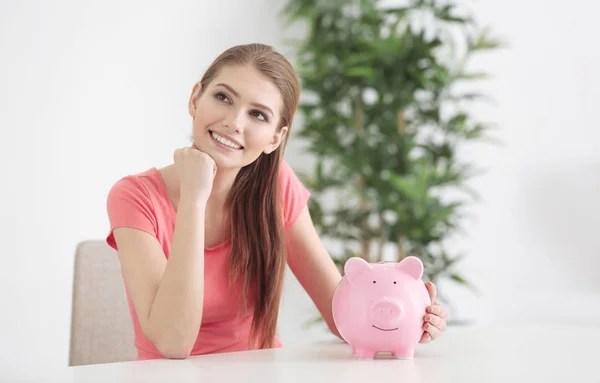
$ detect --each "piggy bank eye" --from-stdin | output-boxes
[373,281,376,284]
[393,281,397,284]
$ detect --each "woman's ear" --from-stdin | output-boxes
[263,126,288,154]
[188,81,202,117]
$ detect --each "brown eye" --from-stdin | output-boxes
[250,110,267,122]
[215,92,230,103]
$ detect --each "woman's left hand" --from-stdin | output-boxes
[420,281,449,343]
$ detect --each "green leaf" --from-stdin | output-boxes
[436,202,463,221]
[464,123,487,139]
[448,112,467,131]
[469,27,505,52]
[435,4,473,24]
[448,92,492,104]
[346,66,376,78]
[449,273,468,285]
[388,174,421,201]
[456,72,490,81]
[382,7,410,16]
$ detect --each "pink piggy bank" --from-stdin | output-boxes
[332,256,431,359]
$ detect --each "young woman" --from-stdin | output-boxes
[106,43,448,360]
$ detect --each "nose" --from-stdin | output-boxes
[370,300,402,329]
[223,110,244,133]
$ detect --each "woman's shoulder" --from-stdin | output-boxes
[278,158,303,183]
[106,167,174,220]
[278,159,311,230]
[106,167,175,239]
[108,168,164,200]
[105,167,173,248]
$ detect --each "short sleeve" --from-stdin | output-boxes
[278,159,311,230]
[105,176,158,250]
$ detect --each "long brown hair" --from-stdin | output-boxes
[198,44,300,349]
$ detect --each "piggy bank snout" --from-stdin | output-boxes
[370,300,402,330]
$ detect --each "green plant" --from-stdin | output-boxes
[281,0,502,317]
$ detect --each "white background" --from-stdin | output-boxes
[1,0,598,378]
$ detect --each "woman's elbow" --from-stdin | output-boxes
[162,349,192,360]
[146,328,194,359]
[155,339,193,359]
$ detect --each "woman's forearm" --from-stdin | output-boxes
[145,196,206,358]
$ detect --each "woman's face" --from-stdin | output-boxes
[188,64,288,170]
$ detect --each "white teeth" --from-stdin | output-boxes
[211,131,241,149]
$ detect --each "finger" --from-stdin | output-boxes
[427,304,449,319]
[423,321,442,340]
[424,313,446,332]
[425,282,437,301]
[419,332,432,344]
[173,148,182,162]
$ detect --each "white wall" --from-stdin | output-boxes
[436,0,600,324]
[1,0,599,379]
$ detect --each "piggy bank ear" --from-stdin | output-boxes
[344,257,371,283]
[396,256,424,280]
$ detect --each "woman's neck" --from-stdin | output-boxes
[206,167,239,208]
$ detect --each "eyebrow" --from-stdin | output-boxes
[215,83,275,117]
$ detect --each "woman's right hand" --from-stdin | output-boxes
[173,145,217,202]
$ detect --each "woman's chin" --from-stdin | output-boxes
[192,139,259,170]
[209,153,245,172]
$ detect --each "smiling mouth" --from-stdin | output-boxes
[372,325,399,331]
[209,130,244,150]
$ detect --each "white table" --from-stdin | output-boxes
[19,324,600,382]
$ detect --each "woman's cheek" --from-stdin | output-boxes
[244,131,264,150]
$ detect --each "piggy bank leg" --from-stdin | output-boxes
[391,348,414,360]
[353,348,377,360]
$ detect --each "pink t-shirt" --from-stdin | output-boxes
[105,159,310,360]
